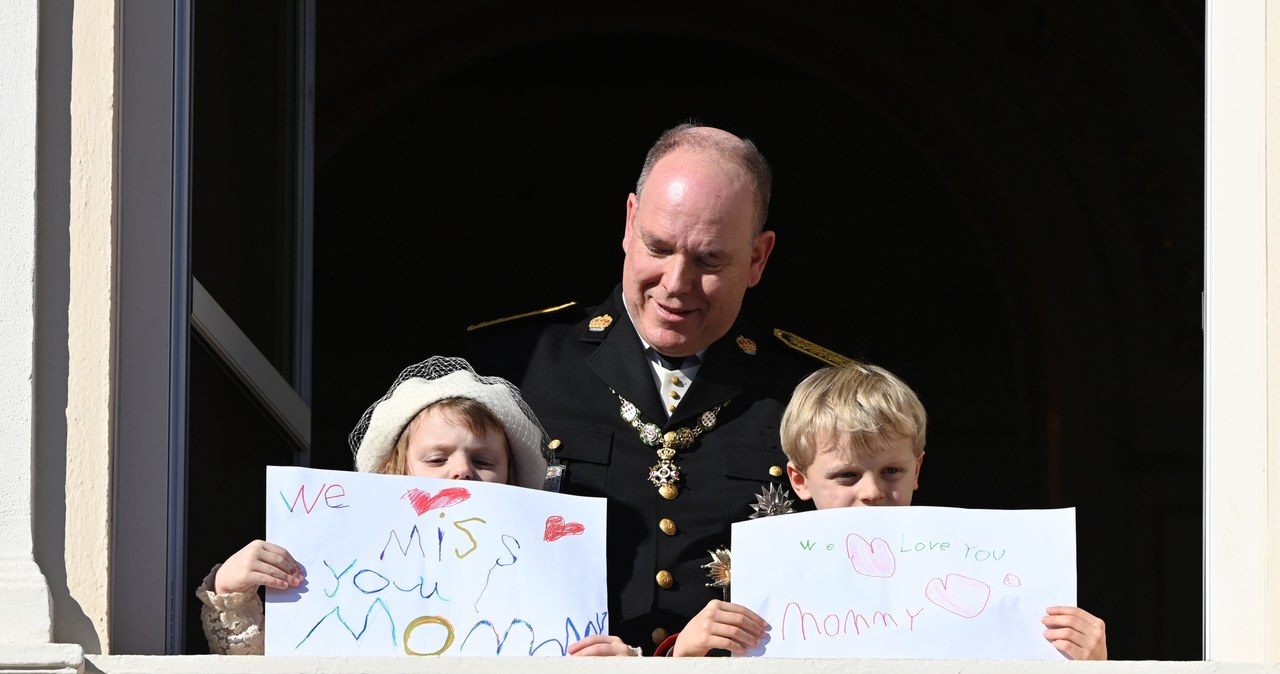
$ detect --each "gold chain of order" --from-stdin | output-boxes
[614,390,728,500]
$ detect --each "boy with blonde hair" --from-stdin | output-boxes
[781,361,927,509]
[666,361,1107,660]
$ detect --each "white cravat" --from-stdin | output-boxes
[645,349,703,417]
[625,305,706,416]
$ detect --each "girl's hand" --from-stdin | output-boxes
[567,634,639,656]
[214,540,304,595]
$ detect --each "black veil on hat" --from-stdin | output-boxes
[349,356,551,489]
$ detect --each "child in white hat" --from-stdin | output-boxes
[196,356,636,656]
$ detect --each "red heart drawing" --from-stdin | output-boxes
[402,487,471,516]
[544,515,586,542]
[925,574,991,618]
[845,533,896,577]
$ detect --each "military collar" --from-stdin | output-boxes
[667,325,752,428]
[585,292,669,424]
[582,287,767,430]
[577,286,629,344]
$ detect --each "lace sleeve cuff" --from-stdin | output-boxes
[194,564,266,655]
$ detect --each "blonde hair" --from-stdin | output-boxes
[781,362,927,472]
[377,397,512,479]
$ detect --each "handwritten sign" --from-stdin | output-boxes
[731,506,1075,659]
[264,466,607,656]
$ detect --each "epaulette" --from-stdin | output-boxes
[466,302,577,332]
[772,329,854,367]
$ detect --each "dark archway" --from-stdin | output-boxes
[313,2,1203,659]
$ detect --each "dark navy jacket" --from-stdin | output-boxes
[465,285,822,653]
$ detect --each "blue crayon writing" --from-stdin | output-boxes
[280,482,348,514]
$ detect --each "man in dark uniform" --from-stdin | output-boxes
[465,124,840,655]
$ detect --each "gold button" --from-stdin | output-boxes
[671,375,683,386]
[769,465,783,477]
[651,627,669,646]
[548,438,562,450]
[669,390,680,399]
[667,404,677,413]
[659,518,677,536]
[656,570,674,589]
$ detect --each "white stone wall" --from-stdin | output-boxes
[1203,0,1279,661]
[1266,0,1280,665]
[0,0,54,647]
[65,0,118,652]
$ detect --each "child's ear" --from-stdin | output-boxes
[786,461,813,501]
[913,451,925,490]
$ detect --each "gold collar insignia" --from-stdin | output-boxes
[588,314,613,332]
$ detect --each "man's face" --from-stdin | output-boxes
[787,434,923,509]
[621,149,775,357]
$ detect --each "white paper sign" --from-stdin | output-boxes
[264,466,607,656]
[731,506,1075,659]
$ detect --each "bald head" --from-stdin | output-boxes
[635,124,773,234]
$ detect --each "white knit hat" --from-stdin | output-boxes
[349,356,550,489]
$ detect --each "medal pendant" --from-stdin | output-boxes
[649,458,681,500]
[615,392,728,505]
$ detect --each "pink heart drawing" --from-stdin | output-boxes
[845,533,896,577]
[544,515,586,542]
[925,574,991,618]
[402,487,471,516]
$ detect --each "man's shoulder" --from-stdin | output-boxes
[691,320,848,405]
[768,328,855,369]
[460,293,610,383]
[465,286,626,343]
[466,300,587,334]
[733,297,851,378]
[754,328,849,390]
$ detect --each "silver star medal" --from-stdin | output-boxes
[703,484,797,600]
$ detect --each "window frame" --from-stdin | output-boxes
[107,0,1274,659]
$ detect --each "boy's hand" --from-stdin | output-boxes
[672,600,767,657]
[1042,605,1107,660]
[566,634,639,656]
[214,539,304,595]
